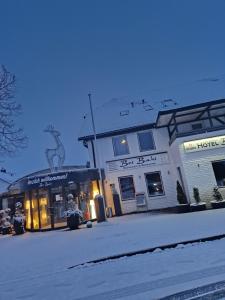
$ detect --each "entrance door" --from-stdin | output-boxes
[39,190,51,229]
[51,187,67,228]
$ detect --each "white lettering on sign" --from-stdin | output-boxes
[27,173,68,186]
[184,135,225,153]
[107,153,169,172]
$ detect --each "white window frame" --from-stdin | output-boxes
[145,171,165,197]
[118,175,136,201]
[112,135,130,157]
[137,130,155,152]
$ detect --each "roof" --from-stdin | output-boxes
[79,98,225,141]
[78,97,158,140]
[78,123,155,141]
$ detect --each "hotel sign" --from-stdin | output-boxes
[107,152,169,172]
[184,135,225,153]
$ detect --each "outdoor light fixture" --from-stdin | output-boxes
[121,139,127,144]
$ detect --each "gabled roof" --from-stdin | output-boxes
[78,98,225,141]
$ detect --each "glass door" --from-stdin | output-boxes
[51,187,67,228]
[39,189,51,229]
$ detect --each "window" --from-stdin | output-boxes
[138,131,155,152]
[112,135,129,156]
[212,160,225,187]
[118,176,135,200]
[192,123,203,131]
[145,172,164,196]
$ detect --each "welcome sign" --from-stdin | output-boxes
[184,135,225,153]
[18,169,101,191]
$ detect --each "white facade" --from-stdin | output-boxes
[84,127,179,214]
[170,130,225,204]
[79,98,225,214]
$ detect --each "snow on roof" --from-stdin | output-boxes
[79,97,159,138]
[79,96,225,139]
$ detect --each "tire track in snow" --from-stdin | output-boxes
[73,264,225,300]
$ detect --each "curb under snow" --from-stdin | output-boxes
[68,233,225,269]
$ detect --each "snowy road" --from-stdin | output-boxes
[1,210,225,299]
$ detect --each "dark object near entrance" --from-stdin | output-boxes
[94,195,106,222]
[2,226,12,235]
[110,185,122,216]
[176,181,188,205]
[67,212,81,230]
[176,181,190,213]
[113,193,122,216]
[176,204,190,213]
[13,219,25,235]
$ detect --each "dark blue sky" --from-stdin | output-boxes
[0,0,225,180]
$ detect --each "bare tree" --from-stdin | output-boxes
[0,65,27,156]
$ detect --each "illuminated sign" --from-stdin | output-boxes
[184,135,225,153]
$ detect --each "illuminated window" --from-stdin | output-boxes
[118,176,135,200]
[138,131,155,152]
[145,172,164,197]
[112,135,129,156]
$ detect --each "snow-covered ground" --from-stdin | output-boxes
[1,209,225,299]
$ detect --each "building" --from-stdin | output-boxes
[1,166,102,231]
[78,98,225,214]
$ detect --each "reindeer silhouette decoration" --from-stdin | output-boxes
[44,125,65,172]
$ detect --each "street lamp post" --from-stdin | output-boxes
[88,93,107,221]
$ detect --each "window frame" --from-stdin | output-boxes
[118,175,136,201]
[137,130,155,152]
[145,171,165,197]
[112,135,130,157]
[212,160,225,187]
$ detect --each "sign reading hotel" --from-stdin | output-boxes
[107,152,169,172]
[184,135,225,153]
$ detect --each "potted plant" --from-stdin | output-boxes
[0,208,12,235]
[13,202,25,235]
[210,186,225,209]
[176,181,190,213]
[64,194,83,230]
[190,187,206,212]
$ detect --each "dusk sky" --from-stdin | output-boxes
[0,0,225,180]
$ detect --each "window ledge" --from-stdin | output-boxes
[121,199,136,202]
[148,195,167,199]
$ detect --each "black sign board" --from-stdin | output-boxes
[18,169,102,191]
